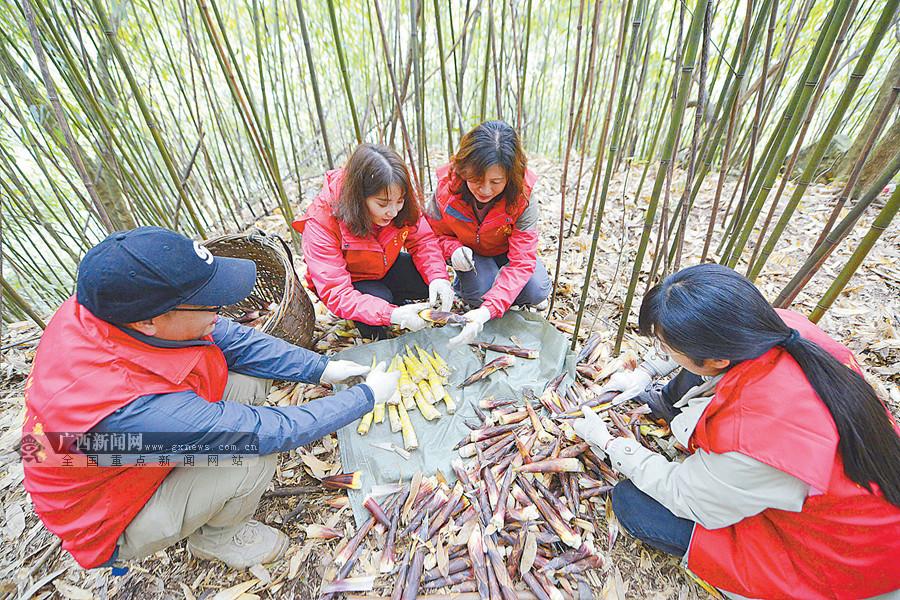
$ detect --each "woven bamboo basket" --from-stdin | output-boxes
[203,231,315,348]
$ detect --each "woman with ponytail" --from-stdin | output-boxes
[573,264,900,599]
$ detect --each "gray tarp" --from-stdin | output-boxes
[334,310,576,526]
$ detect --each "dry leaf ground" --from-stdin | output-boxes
[1,155,897,600]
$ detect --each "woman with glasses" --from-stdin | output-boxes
[574,264,900,599]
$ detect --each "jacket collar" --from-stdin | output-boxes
[76,300,209,385]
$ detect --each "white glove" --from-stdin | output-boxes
[320,360,370,384]
[364,362,401,405]
[448,307,491,348]
[390,302,430,332]
[571,407,613,455]
[598,366,653,403]
[450,247,475,272]
[428,279,455,312]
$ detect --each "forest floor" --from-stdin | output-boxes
[1,154,897,600]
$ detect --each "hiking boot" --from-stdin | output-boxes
[187,519,289,569]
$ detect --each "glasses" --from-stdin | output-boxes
[652,336,671,358]
[171,305,226,315]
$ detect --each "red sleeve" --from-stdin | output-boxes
[481,198,540,318]
[405,216,451,284]
[301,220,395,326]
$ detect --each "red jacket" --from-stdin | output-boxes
[22,298,228,568]
[426,164,540,318]
[293,169,449,326]
[687,309,900,599]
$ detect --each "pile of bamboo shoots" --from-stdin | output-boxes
[356,346,458,452]
[321,392,632,599]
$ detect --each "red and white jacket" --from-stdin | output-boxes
[683,310,900,598]
[426,164,540,318]
[293,169,449,326]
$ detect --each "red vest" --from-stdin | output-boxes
[687,309,900,599]
[292,169,414,283]
[22,298,228,568]
[431,163,538,256]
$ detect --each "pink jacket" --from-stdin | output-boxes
[294,170,449,326]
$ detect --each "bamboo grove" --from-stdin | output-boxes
[0,0,897,351]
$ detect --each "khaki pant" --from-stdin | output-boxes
[116,373,274,561]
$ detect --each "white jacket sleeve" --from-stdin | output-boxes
[605,438,809,529]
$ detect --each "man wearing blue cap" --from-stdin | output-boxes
[22,227,398,570]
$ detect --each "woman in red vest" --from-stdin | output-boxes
[294,144,453,339]
[425,121,551,347]
[574,264,900,599]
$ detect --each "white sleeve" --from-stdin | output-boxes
[639,351,680,378]
[605,438,809,529]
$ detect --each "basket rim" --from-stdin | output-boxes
[202,232,301,337]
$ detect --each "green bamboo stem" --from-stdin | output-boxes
[715,0,778,255]
[326,0,362,144]
[433,0,454,156]
[775,140,900,309]
[479,7,492,122]
[723,0,852,267]
[207,0,290,211]
[746,0,896,280]
[90,0,207,236]
[0,275,47,329]
[197,0,296,239]
[810,184,900,323]
[670,0,711,271]
[21,0,115,234]
[295,0,334,168]
[701,0,762,260]
[372,0,421,195]
[744,0,859,277]
[813,87,898,253]
[572,0,639,348]
[547,0,588,315]
[516,0,533,135]
[614,0,710,354]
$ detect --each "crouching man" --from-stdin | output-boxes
[21,227,397,570]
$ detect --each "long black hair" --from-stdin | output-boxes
[639,263,900,506]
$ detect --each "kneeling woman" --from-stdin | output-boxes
[574,264,900,599]
[426,121,551,346]
[294,144,453,339]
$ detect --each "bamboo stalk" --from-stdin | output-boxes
[745,0,859,277]
[749,0,898,280]
[0,275,46,329]
[294,0,333,168]
[775,150,900,309]
[432,0,454,156]
[372,0,421,195]
[21,0,115,234]
[613,0,709,353]
[810,185,900,322]
[723,0,852,267]
[326,0,362,144]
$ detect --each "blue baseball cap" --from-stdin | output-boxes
[76,227,257,323]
